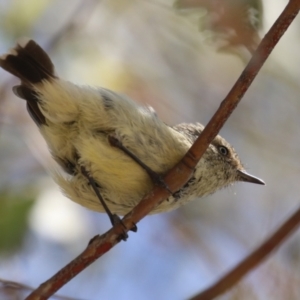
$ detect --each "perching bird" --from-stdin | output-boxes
[0,38,264,220]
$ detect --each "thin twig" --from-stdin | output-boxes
[190,206,300,300]
[25,0,300,299]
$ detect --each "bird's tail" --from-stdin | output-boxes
[0,38,55,126]
[0,38,55,84]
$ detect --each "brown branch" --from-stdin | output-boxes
[189,1,300,299]
[25,0,300,299]
[190,206,300,300]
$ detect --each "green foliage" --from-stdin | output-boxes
[0,195,34,255]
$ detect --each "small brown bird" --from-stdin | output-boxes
[0,38,264,220]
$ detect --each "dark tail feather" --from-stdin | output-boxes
[0,38,55,84]
[0,38,55,126]
[13,85,46,126]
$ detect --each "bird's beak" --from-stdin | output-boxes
[237,170,265,185]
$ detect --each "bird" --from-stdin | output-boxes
[0,38,264,222]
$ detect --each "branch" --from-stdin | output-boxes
[190,206,300,300]
[25,0,300,299]
[190,1,300,298]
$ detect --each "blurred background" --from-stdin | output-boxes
[0,0,300,299]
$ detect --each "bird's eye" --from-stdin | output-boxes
[218,146,229,156]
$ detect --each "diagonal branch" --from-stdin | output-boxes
[189,205,300,300]
[25,0,300,299]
